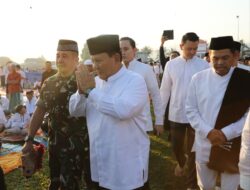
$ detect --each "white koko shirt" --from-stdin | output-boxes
[69,66,150,190]
[186,67,247,163]
[24,96,37,115]
[239,111,250,176]
[126,59,163,131]
[160,56,209,123]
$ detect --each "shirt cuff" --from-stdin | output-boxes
[200,125,213,139]
[221,127,234,141]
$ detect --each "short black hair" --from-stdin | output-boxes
[15,64,21,69]
[181,32,199,43]
[171,51,180,56]
[120,37,136,48]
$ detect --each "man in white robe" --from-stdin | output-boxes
[69,35,150,190]
[186,36,250,190]
[160,32,209,190]
[120,37,164,135]
[239,111,250,190]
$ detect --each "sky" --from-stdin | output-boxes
[0,0,249,62]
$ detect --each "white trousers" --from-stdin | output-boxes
[240,174,250,190]
[196,162,239,190]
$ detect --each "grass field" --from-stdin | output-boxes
[5,132,187,190]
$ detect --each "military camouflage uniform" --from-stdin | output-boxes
[37,73,90,190]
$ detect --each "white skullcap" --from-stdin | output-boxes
[84,59,93,65]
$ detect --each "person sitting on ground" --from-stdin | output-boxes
[0,107,7,133]
[0,95,9,112]
[24,90,37,116]
[5,105,30,135]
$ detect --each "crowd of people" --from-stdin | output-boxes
[0,32,249,190]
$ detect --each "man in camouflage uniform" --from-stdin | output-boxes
[22,39,91,190]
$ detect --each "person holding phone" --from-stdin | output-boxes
[160,30,180,70]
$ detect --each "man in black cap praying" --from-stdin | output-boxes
[186,36,250,190]
[69,35,150,190]
[22,39,92,190]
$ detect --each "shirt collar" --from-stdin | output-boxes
[106,65,127,83]
[125,58,137,69]
[180,55,197,62]
[212,66,234,78]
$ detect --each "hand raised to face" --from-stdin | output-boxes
[75,64,95,94]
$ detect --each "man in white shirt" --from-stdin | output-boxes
[233,41,250,72]
[69,35,150,190]
[83,59,95,73]
[186,36,250,190]
[24,90,37,116]
[239,111,250,190]
[5,104,30,135]
[120,37,164,135]
[0,95,9,111]
[160,32,209,189]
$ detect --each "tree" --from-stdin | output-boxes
[81,43,90,61]
[140,46,152,56]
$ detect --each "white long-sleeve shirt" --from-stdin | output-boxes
[0,107,7,125]
[24,96,37,115]
[69,66,150,190]
[0,95,9,111]
[239,111,250,176]
[160,56,209,123]
[186,67,247,163]
[6,112,30,129]
[126,59,163,131]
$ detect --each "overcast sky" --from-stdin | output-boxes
[0,0,249,62]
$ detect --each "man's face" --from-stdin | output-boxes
[56,51,78,76]
[91,53,118,80]
[20,107,26,115]
[26,93,33,101]
[210,49,236,76]
[180,40,199,59]
[86,65,94,73]
[45,63,52,71]
[120,40,136,64]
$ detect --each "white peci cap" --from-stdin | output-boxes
[84,59,93,65]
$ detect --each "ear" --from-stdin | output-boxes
[134,48,138,54]
[179,43,183,50]
[114,53,121,63]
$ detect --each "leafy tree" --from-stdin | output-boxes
[81,43,90,61]
[141,46,152,56]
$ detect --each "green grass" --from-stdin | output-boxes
[5,132,186,190]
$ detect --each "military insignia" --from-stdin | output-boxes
[60,86,67,93]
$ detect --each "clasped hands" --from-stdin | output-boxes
[207,129,227,146]
[75,64,95,94]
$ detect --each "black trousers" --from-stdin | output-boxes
[170,121,198,189]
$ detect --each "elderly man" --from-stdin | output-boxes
[22,39,91,190]
[160,32,209,190]
[186,36,250,190]
[69,35,150,190]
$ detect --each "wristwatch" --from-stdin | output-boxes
[24,135,34,143]
[83,88,93,98]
